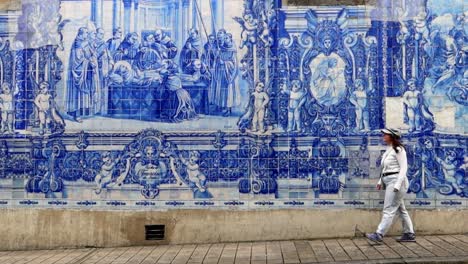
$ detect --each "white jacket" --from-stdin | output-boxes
[377,146,409,191]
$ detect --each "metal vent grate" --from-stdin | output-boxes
[145,225,165,240]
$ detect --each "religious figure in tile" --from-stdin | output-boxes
[94,28,113,115]
[202,34,217,70]
[106,27,122,57]
[310,55,345,106]
[179,28,202,73]
[114,32,140,64]
[66,27,100,121]
[153,29,178,60]
[210,31,240,116]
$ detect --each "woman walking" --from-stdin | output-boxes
[366,128,416,243]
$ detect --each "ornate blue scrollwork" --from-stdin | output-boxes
[407,137,467,197]
[236,0,279,133]
[212,130,227,150]
[14,45,65,134]
[278,9,382,136]
[238,141,278,194]
[26,139,65,193]
[0,141,8,178]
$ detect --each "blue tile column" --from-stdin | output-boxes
[123,0,132,34]
[176,1,182,45]
[211,0,224,33]
[167,3,173,38]
[134,0,139,32]
[191,0,198,29]
[170,2,177,40]
[91,0,104,28]
[182,0,190,42]
[112,0,121,30]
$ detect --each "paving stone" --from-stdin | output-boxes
[266,259,284,264]
[337,239,367,261]
[452,235,468,244]
[416,237,452,257]
[172,244,197,264]
[352,238,385,260]
[218,243,238,264]
[280,241,301,263]
[3,236,468,263]
[2,250,40,264]
[80,248,116,264]
[95,247,131,264]
[235,242,252,264]
[382,237,418,258]
[28,250,63,264]
[371,243,401,259]
[401,240,436,258]
[47,249,84,264]
[438,235,468,254]
[0,252,23,264]
[251,242,267,263]
[203,243,224,264]
[266,241,283,263]
[307,240,334,262]
[187,244,211,264]
[157,245,183,264]
[141,245,170,264]
[323,239,351,262]
[294,240,317,263]
[112,246,143,263]
[424,236,466,256]
[124,247,155,264]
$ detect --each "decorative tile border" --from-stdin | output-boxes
[1,198,465,210]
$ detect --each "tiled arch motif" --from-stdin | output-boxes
[0,0,466,209]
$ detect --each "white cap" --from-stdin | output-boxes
[380,128,401,138]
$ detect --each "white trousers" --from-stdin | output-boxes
[376,175,414,235]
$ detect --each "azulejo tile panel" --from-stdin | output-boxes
[0,0,466,210]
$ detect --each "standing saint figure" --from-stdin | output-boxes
[114,32,140,64]
[95,28,113,115]
[66,27,100,121]
[179,28,202,73]
[153,29,178,60]
[210,32,239,116]
[106,27,122,57]
[202,34,217,70]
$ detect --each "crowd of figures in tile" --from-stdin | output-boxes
[0,0,466,202]
[63,25,246,123]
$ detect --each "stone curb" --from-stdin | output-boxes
[309,256,468,264]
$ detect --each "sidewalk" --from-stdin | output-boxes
[1,235,468,264]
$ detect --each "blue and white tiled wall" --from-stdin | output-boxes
[0,0,466,210]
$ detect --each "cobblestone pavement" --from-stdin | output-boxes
[1,235,468,264]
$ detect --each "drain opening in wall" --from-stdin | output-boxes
[145,225,165,240]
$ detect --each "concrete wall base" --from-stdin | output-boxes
[1,209,467,250]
